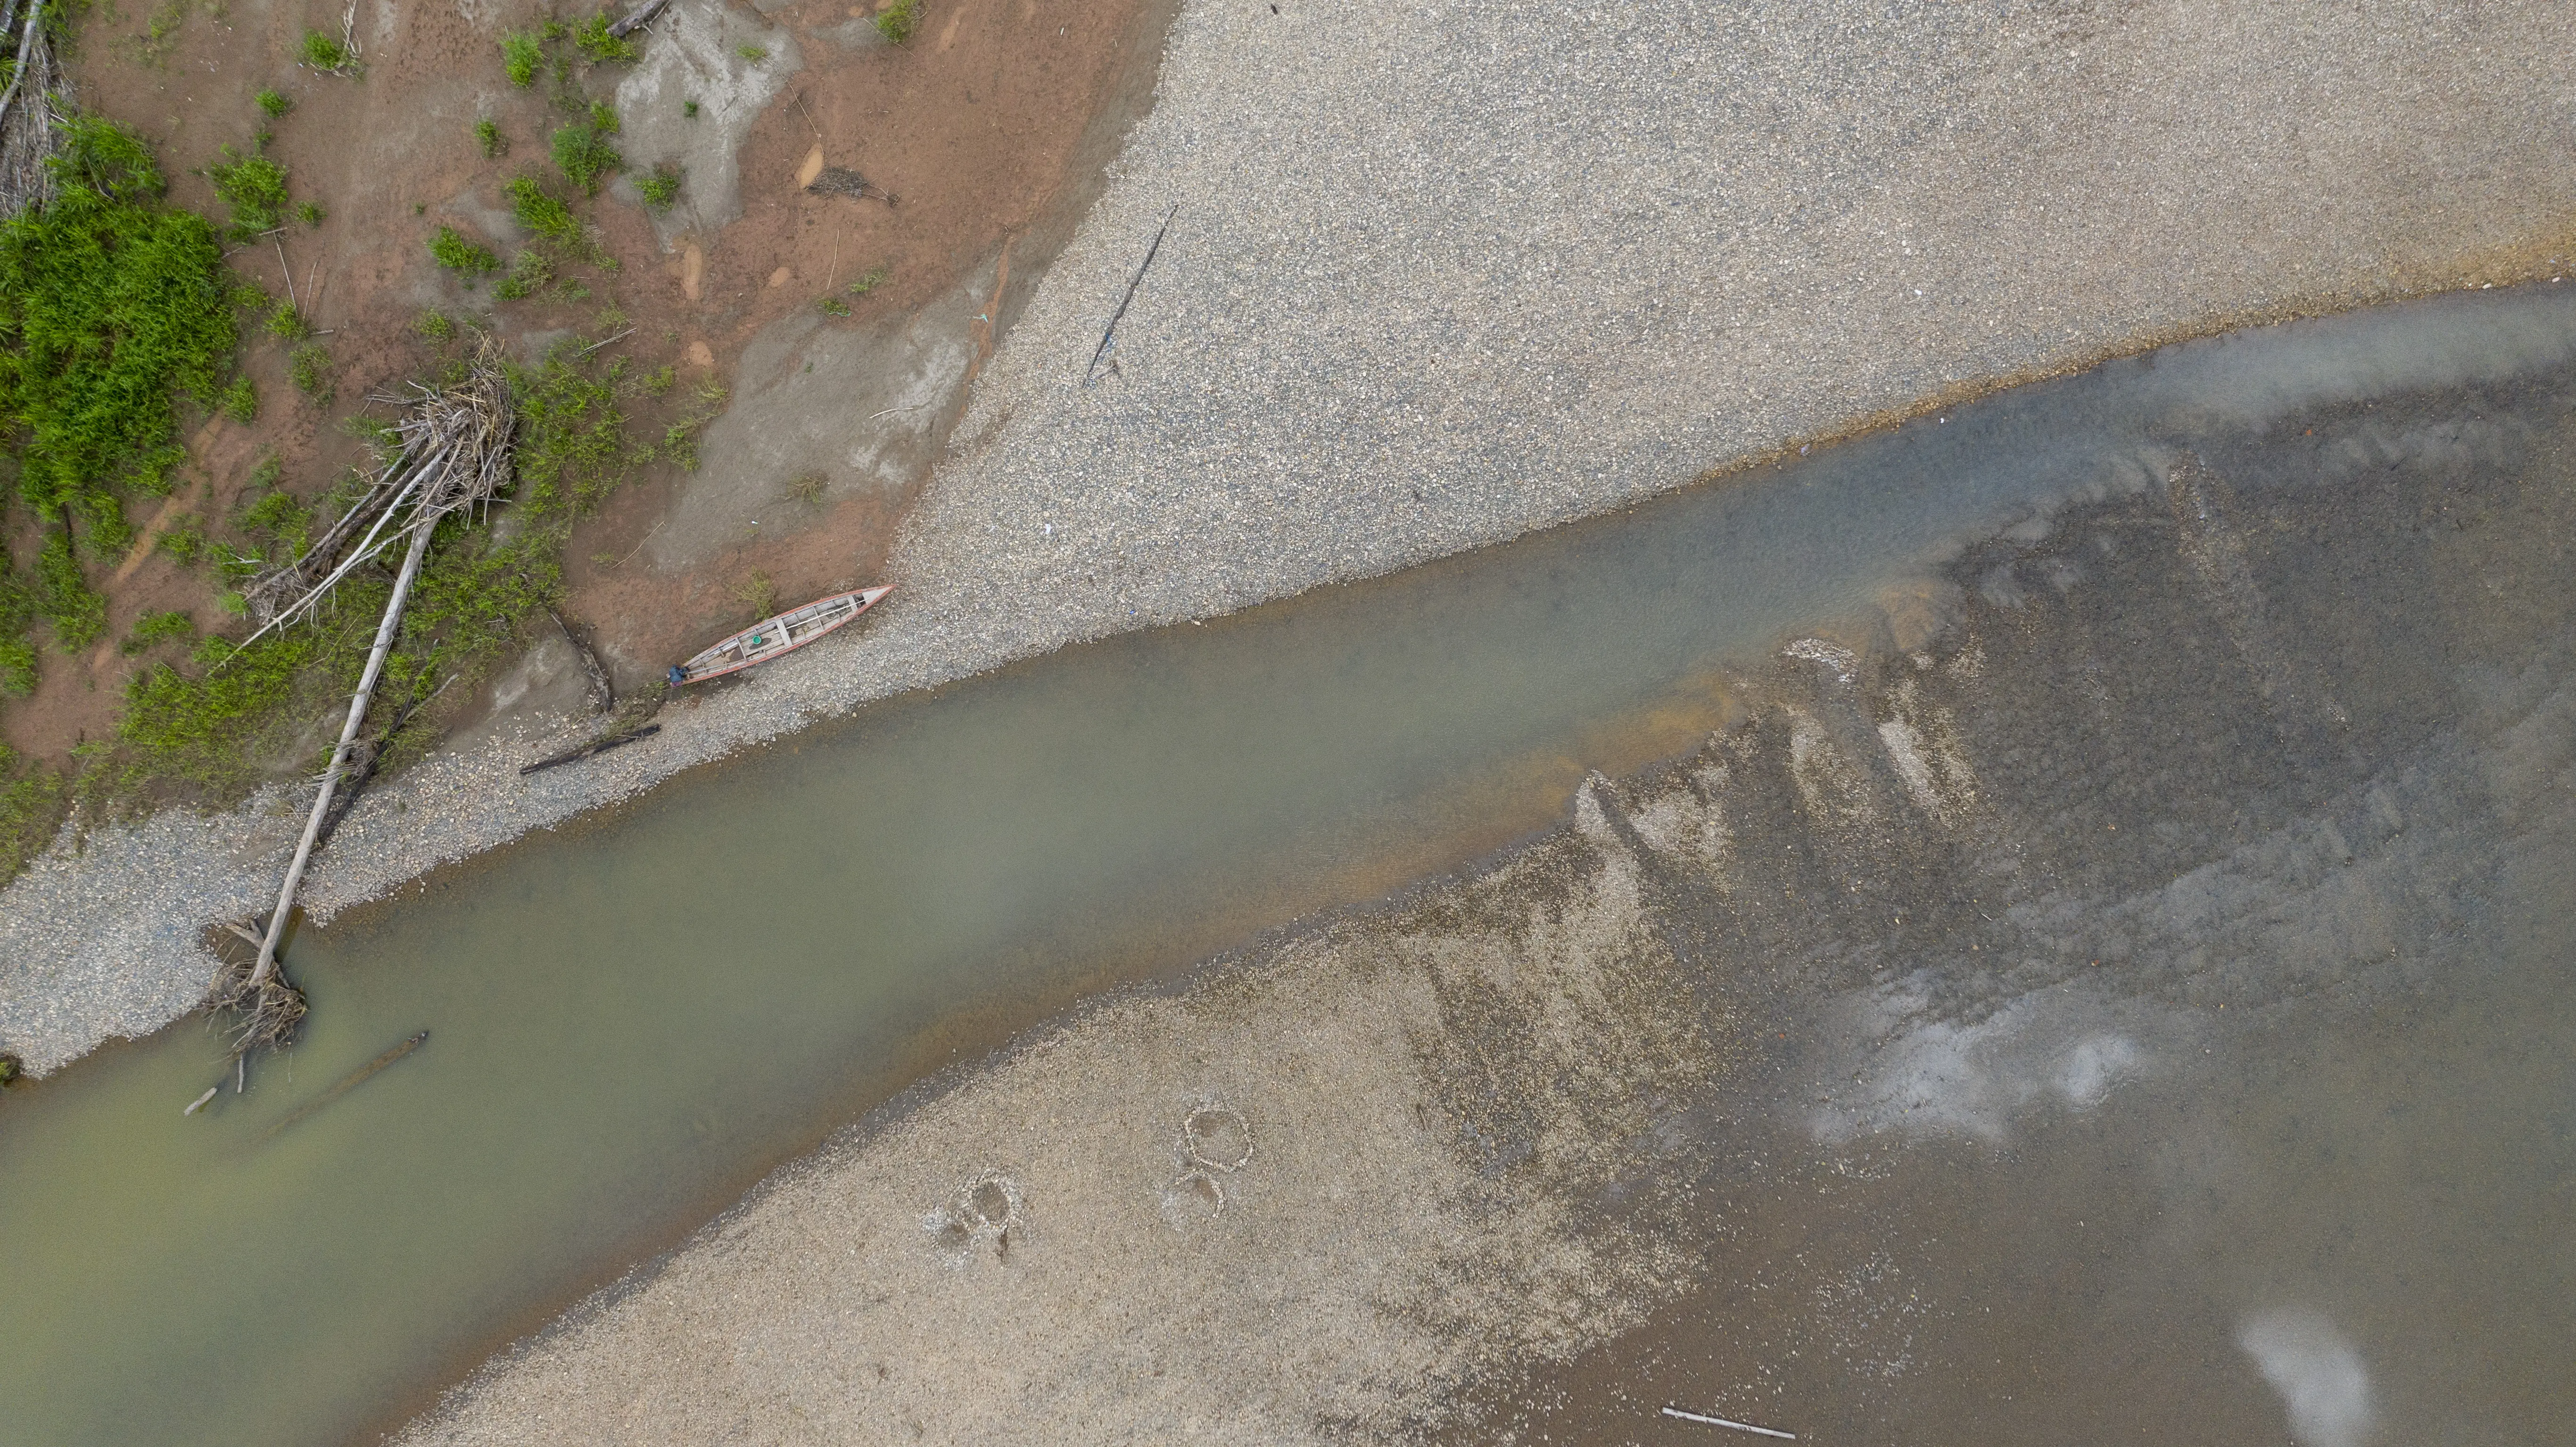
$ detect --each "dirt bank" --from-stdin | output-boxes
[401,362,2576,1440]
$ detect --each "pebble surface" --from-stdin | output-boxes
[5,0,2574,1074]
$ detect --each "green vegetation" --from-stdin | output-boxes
[219,376,257,422]
[207,144,290,238]
[502,30,544,85]
[476,116,506,157]
[288,343,333,398]
[635,164,681,212]
[300,29,358,74]
[816,295,850,317]
[0,746,65,883]
[256,88,294,118]
[265,300,308,340]
[875,0,918,44]
[848,264,889,296]
[34,533,107,648]
[571,13,639,64]
[784,470,828,506]
[429,225,499,274]
[122,609,197,654]
[414,310,454,343]
[494,247,553,300]
[0,117,237,524]
[505,174,584,248]
[682,99,699,119]
[295,199,326,228]
[735,42,768,61]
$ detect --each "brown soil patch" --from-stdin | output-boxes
[8,0,1170,765]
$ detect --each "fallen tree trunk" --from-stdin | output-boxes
[248,520,437,990]
[607,0,668,38]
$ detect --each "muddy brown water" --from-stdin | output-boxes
[4,288,2576,1446]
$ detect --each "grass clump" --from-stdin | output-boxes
[0,746,66,885]
[816,295,850,317]
[847,264,888,296]
[34,533,108,649]
[494,248,554,300]
[256,88,293,118]
[429,225,499,275]
[207,144,290,238]
[506,174,584,246]
[475,116,506,157]
[414,310,455,343]
[735,42,768,61]
[122,609,197,654]
[501,30,545,85]
[571,13,639,64]
[731,568,776,619]
[682,99,698,119]
[295,199,326,227]
[551,104,623,195]
[288,343,334,399]
[265,299,308,340]
[0,118,237,523]
[875,0,917,44]
[635,164,681,212]
[300,29,359,74]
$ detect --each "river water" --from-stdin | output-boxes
[5,288,2575,1446]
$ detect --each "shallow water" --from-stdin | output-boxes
[5,288,2575,1446]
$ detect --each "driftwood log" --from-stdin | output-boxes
[607,0,669,38]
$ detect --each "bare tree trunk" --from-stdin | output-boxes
[249,522,436,987]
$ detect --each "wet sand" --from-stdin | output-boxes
[402,342,2576,1439]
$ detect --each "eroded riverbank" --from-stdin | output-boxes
[6,0,2575,1080]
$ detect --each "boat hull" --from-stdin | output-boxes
[674,585,892,683]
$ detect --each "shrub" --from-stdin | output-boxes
[207,145,289,237]
[256,88,293,118]
[300,29,357,74]
[288,343,333,398]
[588,99,620,135]
[156,513,209,566]
[0,637,34,698]
[0,745,65,885]
[635,164,680,211]
[0,118,236,521]
[121,609,197,654]
[414,310,454,342]
[875,0,917,44]
[265,300,308,340]
[475,117,505,157]
[551,121,619,196]
[494,248,553,300]
[571,13,639,64]
[239,485,311,559]
[219,376,256,422]
[501,31,544,86]
[429,225,499,274]
[35,533,107,649]
[507,174,583,244]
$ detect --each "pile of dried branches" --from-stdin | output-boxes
[235,339,518,647]
[0,0,63,219]
[214,343,518,1062]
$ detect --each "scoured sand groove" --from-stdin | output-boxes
[404,372,2576,1442]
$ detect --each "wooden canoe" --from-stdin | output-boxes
[670,585,891,684]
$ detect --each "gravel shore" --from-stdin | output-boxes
[5,0,2573,1074]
